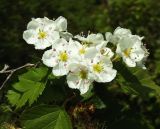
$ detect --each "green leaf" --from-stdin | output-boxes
[0,104,12,124]
[38,77,67,103]
[6,67,48,108]
[21,105,72,129]
[115,62,160,98]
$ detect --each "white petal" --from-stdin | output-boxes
[105,32,112,41]
[27,20,39,30]
[42,49,58,67]
[67,63,79,72]
[48,31,60,44]
[52,63,69,76]
[130,51,144,62]
[78,80,91,94]
[68,39,81,53]
[103,56,113,67]
[23,30,37,44]
[119,36,134,50]
[96,41,108,50]
[59,32,73,41]
[85,47,98,59]
[52,38,68,51]
[34,39,51,49]
[67,73,91,94]
[95,67,117,83]
[114,27,131,36]
[87,33,104,43]
[67,73,79,89]
[123,57,136,67]
[55,16,67,31]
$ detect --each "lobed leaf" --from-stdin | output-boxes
[6,67,48,108]
[21,105,72,129]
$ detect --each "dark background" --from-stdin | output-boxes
[0,0,160,128]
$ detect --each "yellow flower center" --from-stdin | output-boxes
[79,48,86,55]
[123,48,132,57]
[59,51,68,62]
[79,70,87,79]
[93,63,104,73]
[38,30,47,39]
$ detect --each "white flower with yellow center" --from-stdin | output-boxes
[116,35,147,67]
[67,63,93,94]
[68,39,98,61]
[42,38,72,76]
[23,16,72,49]
[23,17,60,49]
[88,55,117,83]
[75,33,108,50]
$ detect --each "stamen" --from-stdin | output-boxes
[123,48,132,57]
[93,63,104,73]
[59,51,68,62]
[38,30,47,39]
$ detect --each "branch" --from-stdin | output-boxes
[0,63,35,90]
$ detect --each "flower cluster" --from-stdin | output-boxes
[23,16,149,94]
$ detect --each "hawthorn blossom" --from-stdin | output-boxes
[116,35,148,68]
[23,16,72,49]
[88,55,117,83]
[42,38,72,76]
[23,17,60,49]
[23,16,149,94]
[68,39,97,61]
[67,63,93,94]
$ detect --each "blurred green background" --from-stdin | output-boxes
[0,0,160,128]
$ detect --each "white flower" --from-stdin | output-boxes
[116,35,147,67]
[68,39,97,61]
[42,38,72,76]
[67,63,93,94]
[75,33,108,50]
[88,55,117,83]
[23,17,60,49]
[23,16,72,49]
[107,27,132,45]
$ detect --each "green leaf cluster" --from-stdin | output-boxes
[7,67,48,108]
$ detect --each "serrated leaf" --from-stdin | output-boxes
[21,105,72,129]
[115,62,160,98]
[19,67,48,82]
[6,67,48,108]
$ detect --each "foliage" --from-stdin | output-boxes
[21,105,72,129]
[6,67,48,108]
